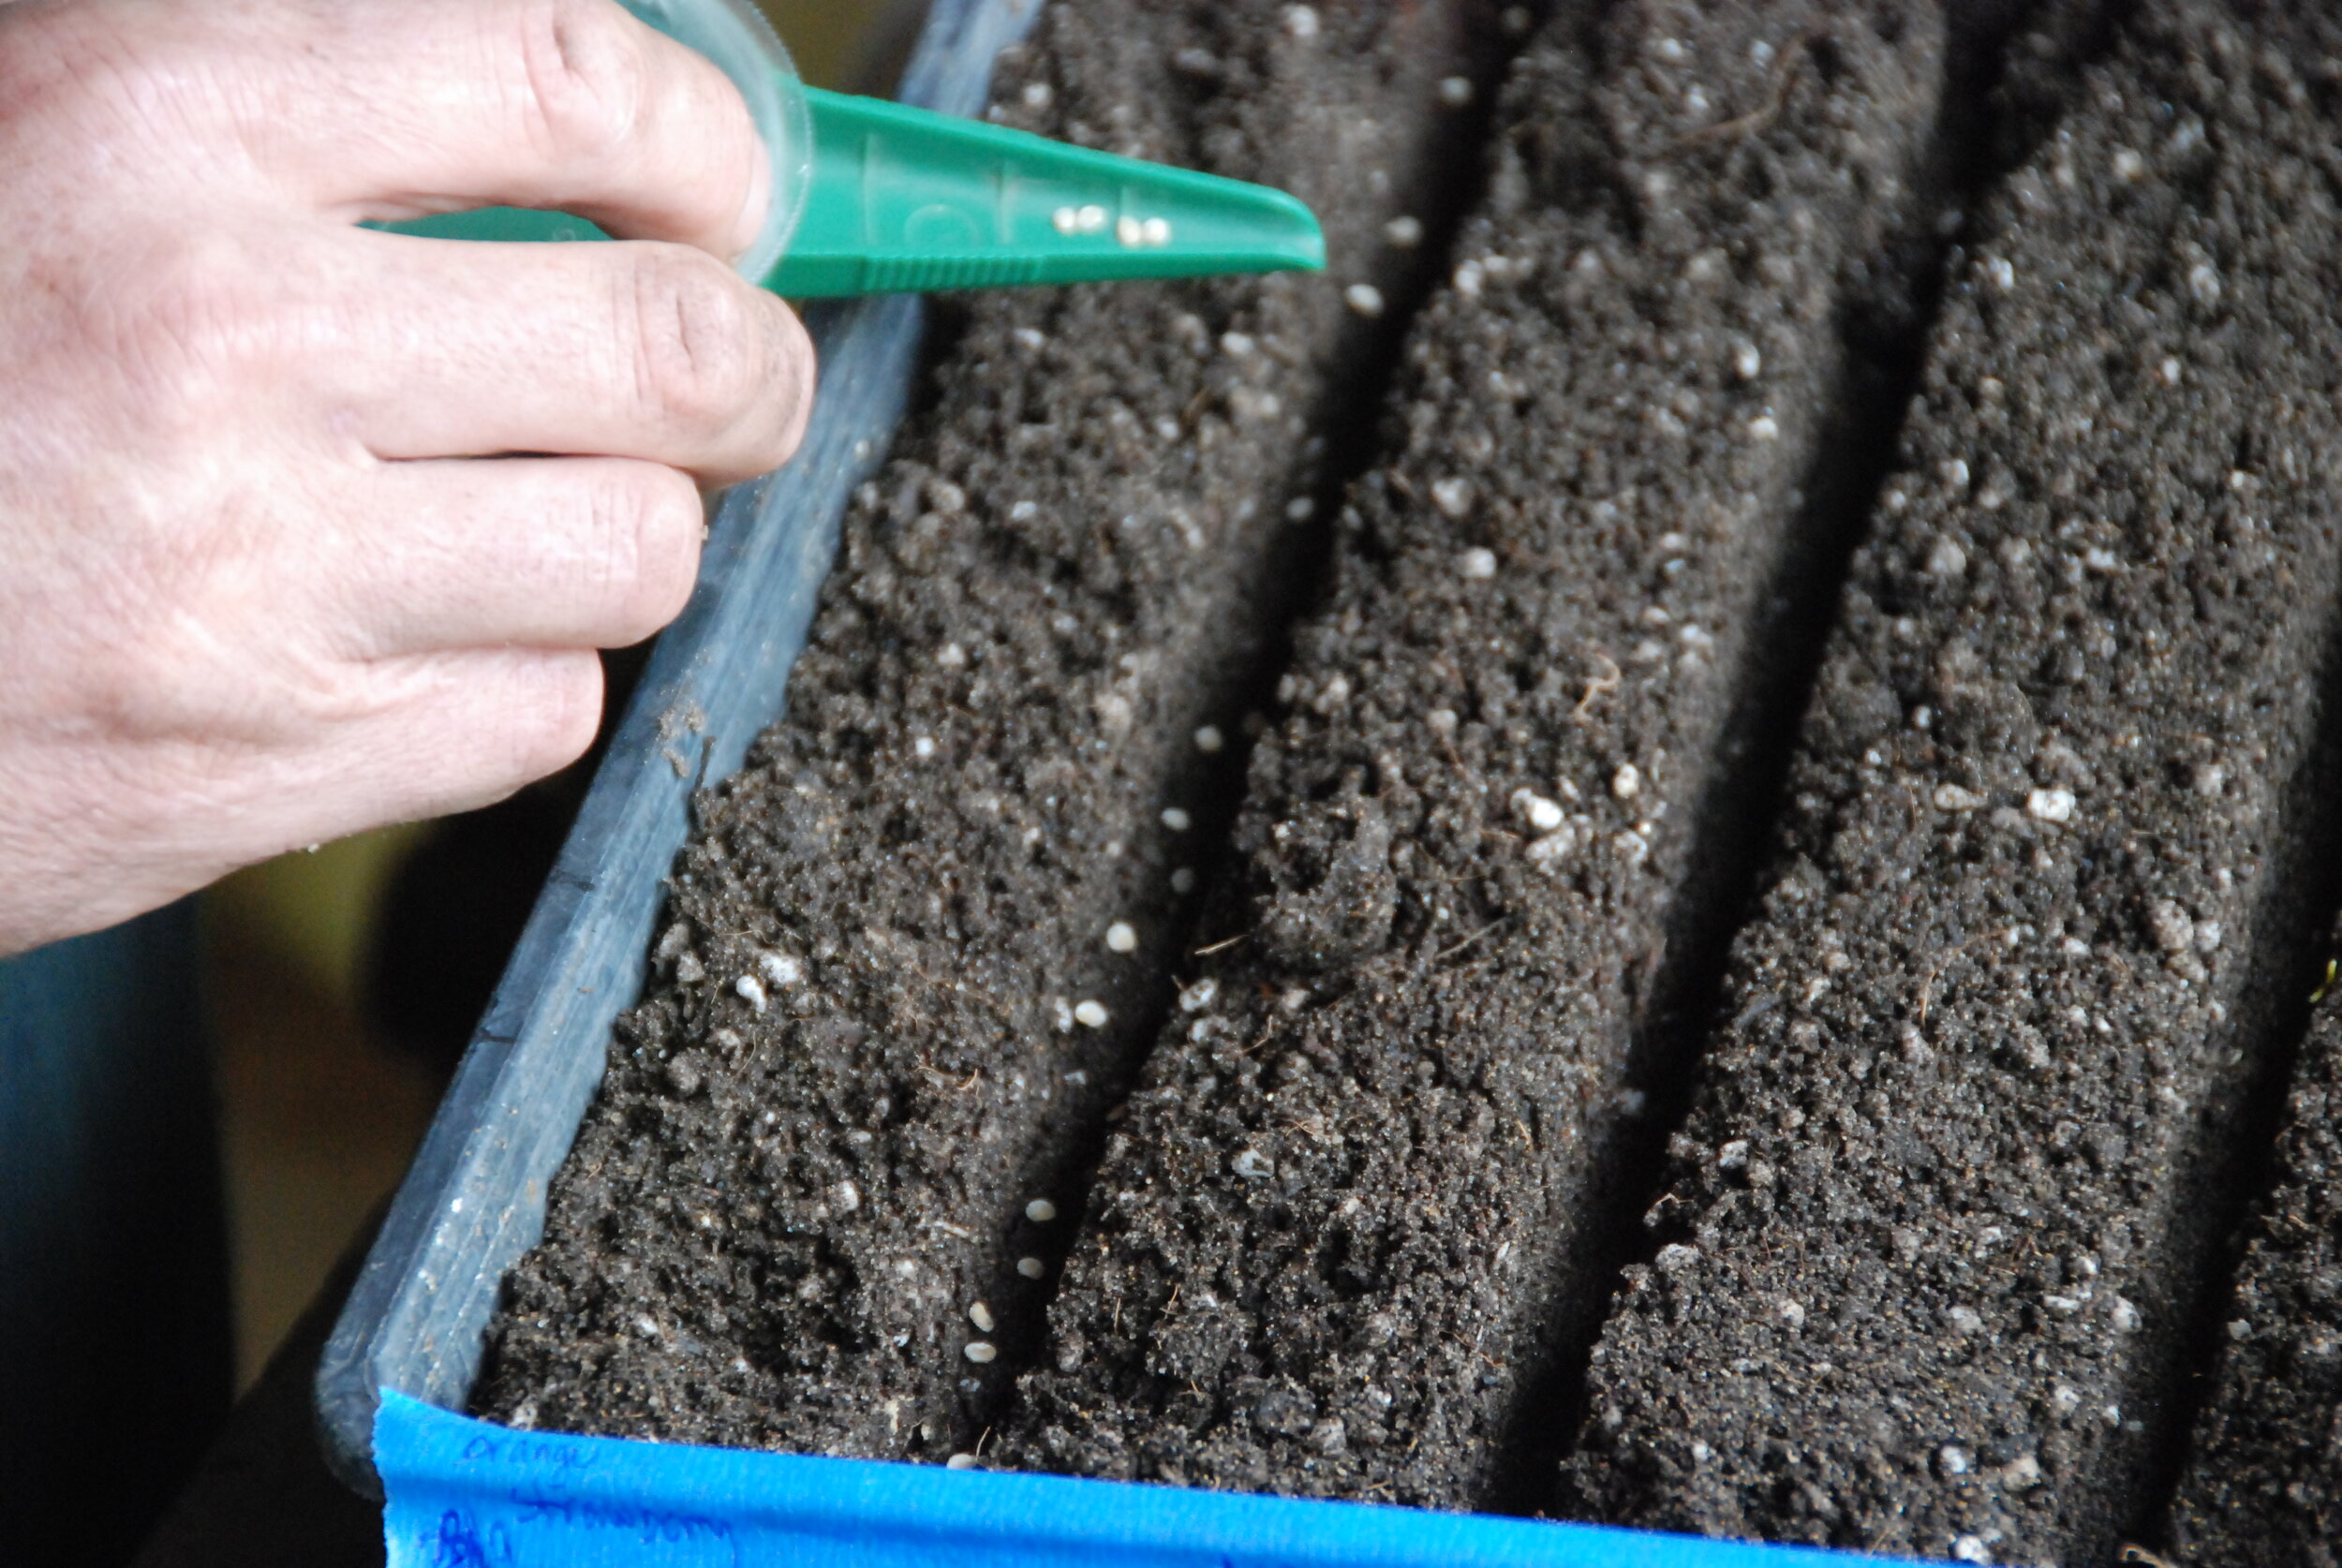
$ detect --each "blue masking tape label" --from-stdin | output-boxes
[376,1391,1922,1568]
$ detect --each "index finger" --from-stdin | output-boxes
[222,0,773,260]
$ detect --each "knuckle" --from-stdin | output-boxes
[507,0,648,161]
[624,248,765,437]
[99,233,262,432]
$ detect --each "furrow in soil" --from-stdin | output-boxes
[1565,2,2342,1561]
[2165,929,2342,1566]
[1001,0,1969,1510]
[471,0,1491,1461]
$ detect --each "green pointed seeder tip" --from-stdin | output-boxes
[768,87,1325,297]
[378,82,1324,300]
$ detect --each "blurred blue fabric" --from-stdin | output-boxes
[0,903,232,1564]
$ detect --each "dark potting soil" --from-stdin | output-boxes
[1566,1,2342,1561]
[472,0,1489,1460]
[1000,0,1969,1511]
[2166,955,2342,1566]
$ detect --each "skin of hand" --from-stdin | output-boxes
[0,0,816,955]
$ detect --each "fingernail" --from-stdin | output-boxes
[733,126,775,264]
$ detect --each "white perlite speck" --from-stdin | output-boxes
[1179,978,1219,1012]
[946,1453,982,1471]
[1105,922,1137,954]
[1437,75,1473,108]
[2111,1296,2142,1333]
[1283,4,1319,38]
[1747,414,1780,442]
[734,974,768,1013]
[1457,547,1498,580]
[1945,1305,1985,1336]
[1511,789,1565,833]
[1431,477,1475,518]
[2027,788,2076,823]
[1654,1243,1698,1272]
[1611,763,1641,801]
[1232,1148,1275,1179]
[1934,783,1985,812]
[758,950,802,987]
[1733,341,1762,380]
[1074,999,1108,1028]
[1170,867,1197,895]
[1025,1198,1059,1223]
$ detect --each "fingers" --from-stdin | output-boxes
[317,229,815,482]
[323,455,707,658]
[80,0,771,259]
[325,646,609,824]
[298,0,772,259]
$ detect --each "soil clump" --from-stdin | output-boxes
[1001,0,1966,1510]
[1566,2,2342,1561]
[473,0,1486,1462]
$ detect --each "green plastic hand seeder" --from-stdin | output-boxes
[385,0,1325,297]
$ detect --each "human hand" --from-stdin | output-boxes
[0,0,816,954]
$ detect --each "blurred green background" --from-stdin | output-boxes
[205,0,912,1387]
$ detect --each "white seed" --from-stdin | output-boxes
[913,736,936,759]
[1022,81,1054,111]
[1985,255,2015,290]
[1612,763,1642,801]
[1747,414,1780,442]
[1162,806,1193,831]
[2026,788,2076,823]
[1458,547,1499,580]
[1180,978,1219,1012]
[1385,214,1424,248]
[969,1301,996,1333]
[1283,4,1319,38]
[2160,355,2184,386]
[1286,496,1316,521]
[1142,216,1172,246]
[2188,261,2222,306]
[1017,1256,1045,1280]
[946,1452,982,1470]
[1193,724,1225,754]
[2112,146,2147,182]
[734,973,768,1013]
[1437,75,1474,108]
[963,1340,998,1364]
[1431,477,1475,518]
[1116,214,1144,247]
[1927,537,1968,579]
[1105,921,1138,954]
[1951,1536,1989,1564]
[1654,37,1687,62]
[1344,282,1386,318]
[1501,5,1531,35]
[1026,1198,1059,1223]
[1934,783,1985,812]
[1221,332,1257,358]
[1734,341,1762,380]
[1074,999,1109,1028]
[1076,204,1106,232]
[1170,867,1197,895]
[1051,205,1079,234]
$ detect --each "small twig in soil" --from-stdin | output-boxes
[1193,931,1250,956]
[1671,29,1814,155]
[1436,916,1512,964]
[1573,648,1623,724]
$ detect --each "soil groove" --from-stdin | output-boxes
[1564,1,2342,1559]
[999,0,1978,1512]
